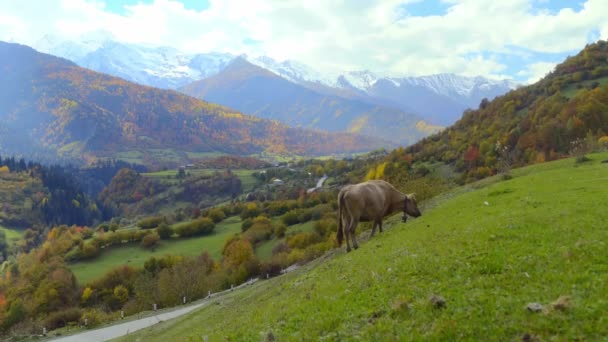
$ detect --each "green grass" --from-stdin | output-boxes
[143,168,259,192]
[69,216,242,285]
[185,151,226,159]
[116,152,608,341]
[562,76,608,98]
[0,225,23,245]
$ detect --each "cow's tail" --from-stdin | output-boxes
[336,192,345,246]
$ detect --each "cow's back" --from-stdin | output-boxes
[341,181,389,220]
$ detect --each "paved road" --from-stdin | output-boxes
[50,302,207,342]
[307,174,328,193]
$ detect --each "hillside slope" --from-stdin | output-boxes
[116,153,608,341]
[179,58,436,145]
[0,41,388,164]
[402,40,608,181]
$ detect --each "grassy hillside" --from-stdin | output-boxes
[117,152,608,341]
[70,216,242,284]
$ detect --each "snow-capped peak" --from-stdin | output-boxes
[395,73,518,98]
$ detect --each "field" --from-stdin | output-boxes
[142,168,259,192]
[562,75,608,98]
[69,216,242,285]
[0,224,23,245]
[117,152,608,341]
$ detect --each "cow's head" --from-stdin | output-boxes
[402,194,421,222]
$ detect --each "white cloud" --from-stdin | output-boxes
[518,62,557,84]
[0,0,607,80]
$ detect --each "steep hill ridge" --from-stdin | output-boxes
[396,40,608,181]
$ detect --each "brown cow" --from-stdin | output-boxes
[337,180,421,252]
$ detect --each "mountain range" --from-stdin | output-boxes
[35,35,517,127]
[0,41,388,166]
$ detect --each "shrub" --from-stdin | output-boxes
[42,307,82,330]
[297,209,313,223]
[141,233,160,249]
[240,203,261,220]
[156,223,173,240]
[81,243,100,259]
[314,218,336,237]
[286,231,322,249]
[274,223,287,238]
[138,216,166,229]
[81,227,94,239]
[80,308,113,328]
[241,218,254,232]
[281,210,300,226]
[207,208,226,223]
[174,218,215,238]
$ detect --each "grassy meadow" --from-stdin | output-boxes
[0,225,23,245]
[116,152,608,341]
[142,168,259,192]
[70,216,243,284]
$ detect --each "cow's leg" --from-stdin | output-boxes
[370,221,378,237]
[378,219,383,233]
[350,218,360,250]
[344,218,352,252]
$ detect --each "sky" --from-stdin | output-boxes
[0,0,607,83]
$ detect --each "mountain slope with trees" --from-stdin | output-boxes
[364,40,608,185]
[0,42,388,165]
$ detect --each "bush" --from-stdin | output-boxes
[281,210,300,226]
[274,223,287,238]
[174,218,215,237]
[314,218,337,237]
[156,223,173,240]
[207,208,226,223]
[141,233,160,249]
[81,243,100,259]
[138,216,166,229]
[241,218,254,232]
[42,307,82,330]
[80,309,113,328]
[81,227,94,239]
[287,231,322,249]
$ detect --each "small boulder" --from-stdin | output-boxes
[526,302,543,312]
[430,294,446,309]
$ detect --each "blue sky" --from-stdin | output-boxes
[0,0,607,83]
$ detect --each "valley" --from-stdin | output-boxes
[0,4,607,340]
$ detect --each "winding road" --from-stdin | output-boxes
[50,302,208,341]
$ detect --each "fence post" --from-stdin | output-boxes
[153,303,157,311]
[121,310,124,319]
[183,296,187,304]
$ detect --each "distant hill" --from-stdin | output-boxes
[386,40,608,182]
[0,41,389,166]
[35,36,515,127]
[179,58,436,145]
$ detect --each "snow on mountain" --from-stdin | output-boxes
[394,73,518,98]
[248,55,337,86]
[31,35,517,125]
[35,35,234,89]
